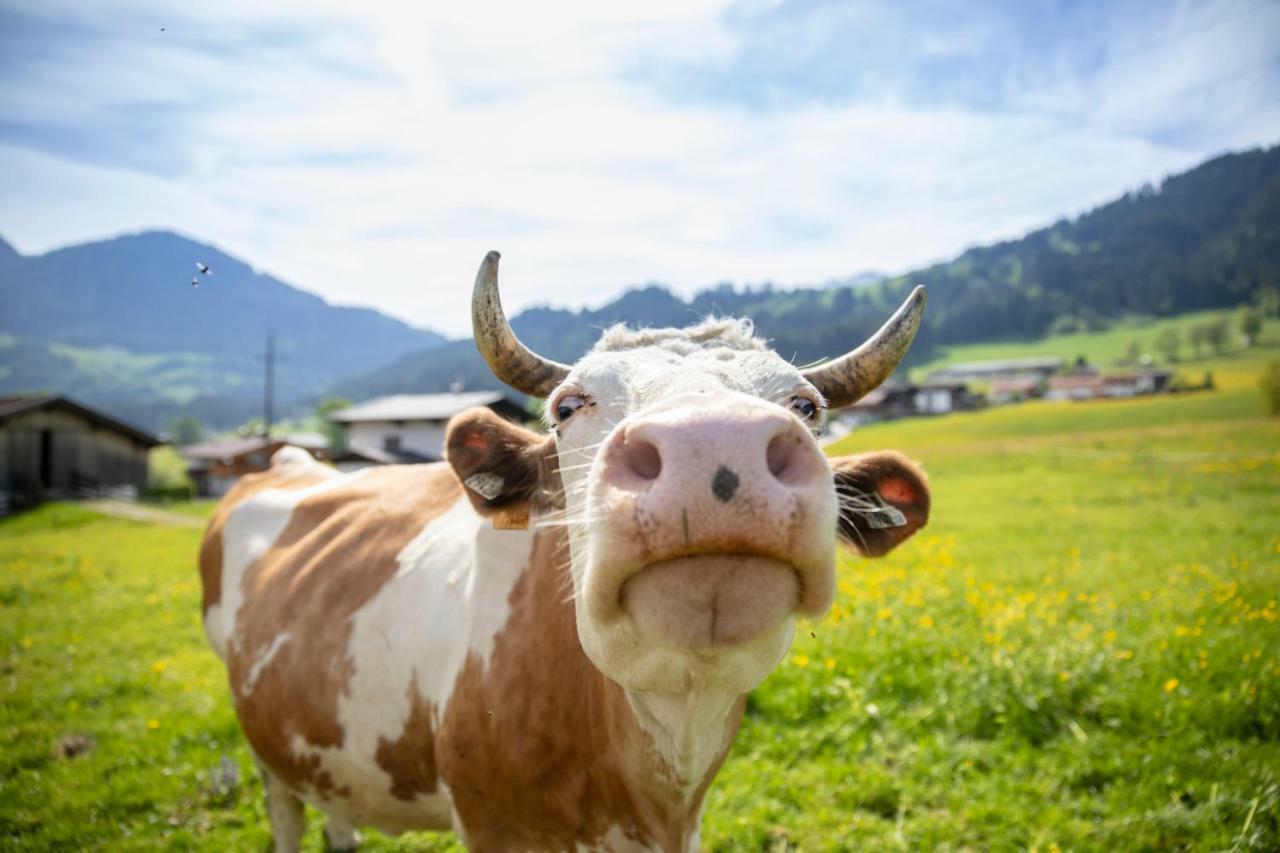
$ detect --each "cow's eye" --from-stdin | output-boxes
[554,394,587,423]
[790,396,820,420]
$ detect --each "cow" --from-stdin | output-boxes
[198,252,931,851]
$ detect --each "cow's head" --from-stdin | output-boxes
[448,252,929,697]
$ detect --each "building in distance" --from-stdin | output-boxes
[0,395,160,512]
[328,391,528,470]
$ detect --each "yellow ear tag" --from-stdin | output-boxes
[491,505,530,530]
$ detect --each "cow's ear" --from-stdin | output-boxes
[830,451,929,557]
[445,407,562,526]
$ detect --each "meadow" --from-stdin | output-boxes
[1,346,1277,850]
[910,308,1266,380]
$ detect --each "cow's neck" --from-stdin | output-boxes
[458,524,745,850]
[623,684,744,801]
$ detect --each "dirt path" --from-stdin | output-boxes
[82,500,205,528]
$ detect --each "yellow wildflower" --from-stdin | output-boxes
[1163,678,1179,693]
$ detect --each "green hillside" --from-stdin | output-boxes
[0,231,445,431]
[912,310,1280,381]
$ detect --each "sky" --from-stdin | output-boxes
[1,0,1278,336]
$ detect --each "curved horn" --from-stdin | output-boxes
[471,251,570,397]
[802,285,927,408]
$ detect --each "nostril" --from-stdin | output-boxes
[766,432,796,479]
[623,437,662,481]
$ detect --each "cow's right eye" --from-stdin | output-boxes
[554,394,587,423]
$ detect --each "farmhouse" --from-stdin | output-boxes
[989,375,1042,403]
[1045,369,1174,402]
[328,391,527,464]
[1102,369,1174,397]
[914,378,981,415]
[837,379,979,427]
[0,395,160,512]
[182,435,328,498]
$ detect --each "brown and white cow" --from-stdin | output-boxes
[198,252,930,851]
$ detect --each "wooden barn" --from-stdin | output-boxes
[0,395,161,513]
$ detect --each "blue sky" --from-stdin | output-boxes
[1,0,1278,335]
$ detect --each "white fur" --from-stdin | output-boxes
[283,495,536,834]
[576,823,655,852]
[240,631,290,697]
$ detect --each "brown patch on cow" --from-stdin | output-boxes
[375,677,439,801]
[830,450,931,557]
[198,463,333,616]
[437,529,741,850]
[225,464,463,799]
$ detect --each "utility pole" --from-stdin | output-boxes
[263,333,275,447]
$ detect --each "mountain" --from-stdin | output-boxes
[334,145,1280,402]
[0,230,445,430]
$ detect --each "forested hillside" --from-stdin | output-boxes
[336,145,1280,401]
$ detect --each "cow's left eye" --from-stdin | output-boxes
[789,396,820,420]
[554,394,587,423]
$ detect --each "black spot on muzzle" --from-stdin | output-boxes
[711,465,740,503]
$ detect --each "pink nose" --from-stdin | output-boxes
[599,398,829,537]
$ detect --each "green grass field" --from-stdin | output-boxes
[2,353,1278,850]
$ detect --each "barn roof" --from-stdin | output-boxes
[0,395,161,447]
[329,392,524,423]
[180,436,274,461]
[330,442,437,465]
[930,356,1064,378]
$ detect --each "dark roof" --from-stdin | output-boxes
[181,437,273,460]
[991,376,1040,393]
[331,442,437,465]
[181,434,331,460]
[0,395,161,447]
[930,357,1064,378]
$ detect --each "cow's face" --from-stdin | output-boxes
[545,327,839,694]
[450,253,930,697]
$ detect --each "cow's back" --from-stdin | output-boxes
[197,450,541,832]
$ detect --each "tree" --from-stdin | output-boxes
[167,416,203,447]
[1204,315,1230,355]
[1239,307,1263,346]
[1124,339,1141,365]
[316,396,352,451]
[1188,323,1207,358]
[1257,286,1280,318]
[1154,327,1181,363]
[1261,359,1280,416]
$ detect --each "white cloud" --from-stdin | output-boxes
[1,0,1277,336]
